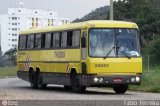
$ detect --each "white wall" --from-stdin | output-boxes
[0,8,70,53]
[0,15,11,53]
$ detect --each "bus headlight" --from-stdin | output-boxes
[136,76,140,82]
[99,78,104,83]
[94,77,99,83]
[131,77,135,82]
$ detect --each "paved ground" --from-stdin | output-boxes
[0,78,160,106]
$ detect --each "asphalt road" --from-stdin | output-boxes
[0,77,160,106]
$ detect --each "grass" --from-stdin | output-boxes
[129,66,160,93]
[0,67,17,78]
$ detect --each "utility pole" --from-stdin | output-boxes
[110,0,114,20]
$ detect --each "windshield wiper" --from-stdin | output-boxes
[103,47,115,59]
[120,50,131,59]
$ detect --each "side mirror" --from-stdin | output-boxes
[139,36,143,47]
[81,31,87,48]
[81,36,86,48]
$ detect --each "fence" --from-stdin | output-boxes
[142,54,160,71]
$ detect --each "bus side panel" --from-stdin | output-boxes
[17,49,82,85]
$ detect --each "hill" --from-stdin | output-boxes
[73,6,110,22]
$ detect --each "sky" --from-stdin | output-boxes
[0,0,111,21]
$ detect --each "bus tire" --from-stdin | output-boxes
[113,85,128,94]
[29,70,38,89]
[70,72,86,93]
[64,86,71,90]
[37,72,47,90]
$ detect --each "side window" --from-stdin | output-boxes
[73,30,80,47]
[45,33,51,48]
[27,35,34,49]
[35,34,41,49]
[53,32,60,48]
[19,35,26,50]
[41,34,46,48]
[61,32,67,47]
[67,31,73,47]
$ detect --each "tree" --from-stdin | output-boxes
[4,48,17,65]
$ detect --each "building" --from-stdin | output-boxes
[0,4,70,53]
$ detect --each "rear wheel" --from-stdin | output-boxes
[37,72,47,89]
[29,70,38,89]
[71,72,86,93]
[113,85,128,94]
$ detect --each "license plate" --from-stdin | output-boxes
[113,78,123,83]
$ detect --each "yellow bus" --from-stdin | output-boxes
[17,20,142,94]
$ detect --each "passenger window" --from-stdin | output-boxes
[73,30,80,47]
[61,32,67,47]
[53,32,60,48]
[35,34,41,49]
[19,36,26,50]
[45,33,51,48]
[27,35,34,49]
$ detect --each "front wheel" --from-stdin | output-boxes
[113,85,128,94]
[64,86,72,91]
[71,72,86,93]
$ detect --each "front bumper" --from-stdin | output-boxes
[81,74,142,87]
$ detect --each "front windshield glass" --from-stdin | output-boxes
[89,28,140,58]
[89,29,115,57]
[116,29,140,57]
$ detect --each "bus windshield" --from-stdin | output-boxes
[89,28,140,58]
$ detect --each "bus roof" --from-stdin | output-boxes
[19,20,138,35]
